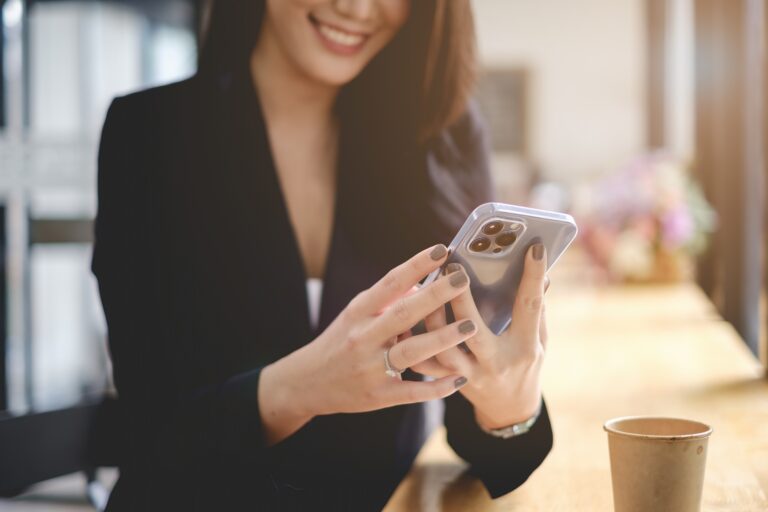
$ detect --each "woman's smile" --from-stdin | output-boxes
[254,0,409,86]
[309,13,369,55]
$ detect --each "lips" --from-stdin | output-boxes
[309,14,369,55]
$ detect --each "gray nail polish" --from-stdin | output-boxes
[430,244,447,261]
[532,243,544,261]
[458,320,475,334]
[454,376,468,389]
[449,270,468,288]
[444,262,461,275]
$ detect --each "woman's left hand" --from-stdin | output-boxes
[411,243,549,429]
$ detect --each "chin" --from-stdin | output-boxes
[313,69,363,87]
[303,57,369,87]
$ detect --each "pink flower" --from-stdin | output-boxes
[660,207,694,249]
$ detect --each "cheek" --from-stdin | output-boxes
[265,1,331,71]
[266,0,313,40]
[381,0,411,29]
[365,0,410,54]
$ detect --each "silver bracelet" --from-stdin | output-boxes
[478,399,543,439]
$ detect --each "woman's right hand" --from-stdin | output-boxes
[258,244,477,445]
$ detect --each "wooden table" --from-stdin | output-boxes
[384,278,768,511]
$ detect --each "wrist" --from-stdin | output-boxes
[475,398,543,439]
[258,351,316,445]
[474,395,542,430]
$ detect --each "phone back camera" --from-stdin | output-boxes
[469,237,491,252]
[496,232,517,247]
[482,221,503,235]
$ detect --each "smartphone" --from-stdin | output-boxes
[423,202,578,335]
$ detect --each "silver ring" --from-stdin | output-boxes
[384,346,405,379]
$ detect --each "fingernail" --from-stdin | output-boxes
[449,270,468,288]
[458,320,475,334]
[430,244,447,261]
[444,263,462,275]
[454,376,468,389]
[532,243,544,261]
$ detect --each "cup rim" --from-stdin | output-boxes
[603,416,712,440]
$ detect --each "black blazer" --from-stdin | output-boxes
[92,63,553,511]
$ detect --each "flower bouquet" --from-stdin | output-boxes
[580,153,716,283]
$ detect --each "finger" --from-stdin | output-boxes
[368,266,470,340]
[442,263,496,362]
[397,329,412,342]
[434,345,476,378]
[353,244,448,317]
[375,288,422,322]
[386,375,468,406]
[387,319,477,371]
[510,243,547,352]
[410,357,453,378]
[423,273,448,331]
[539,276,549,350]
[424,304,447,332]
[539,302,548,351]
[415,271,468,379]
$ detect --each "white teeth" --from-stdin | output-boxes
[317,23,364,47]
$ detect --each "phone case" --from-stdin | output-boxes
[423,202,578,335]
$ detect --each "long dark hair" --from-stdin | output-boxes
[198,0,477,145]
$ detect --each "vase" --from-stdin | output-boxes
[649,250,691,283]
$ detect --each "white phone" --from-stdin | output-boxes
[422,202,578,334]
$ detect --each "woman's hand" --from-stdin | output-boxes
[258,244,478,445]
[412,244,549,430]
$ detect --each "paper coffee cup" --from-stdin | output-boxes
[604,416,712,512]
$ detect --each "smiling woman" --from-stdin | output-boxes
[262,0,409,77]
[92,0,553,510]
[199,0,476,143]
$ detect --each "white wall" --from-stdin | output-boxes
[473,0,647,182]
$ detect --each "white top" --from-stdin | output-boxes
[306,278,323,330]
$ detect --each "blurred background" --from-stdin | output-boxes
[0,0,765,509]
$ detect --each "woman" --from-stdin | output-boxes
[92,0,553,510]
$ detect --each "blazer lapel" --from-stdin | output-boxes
[316,118,405,333]
[206,64,416,344]
[209,65,315,355]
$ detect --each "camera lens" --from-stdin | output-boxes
[469,237,491,252]
[482,221,503,235]
[496,232,517,247]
